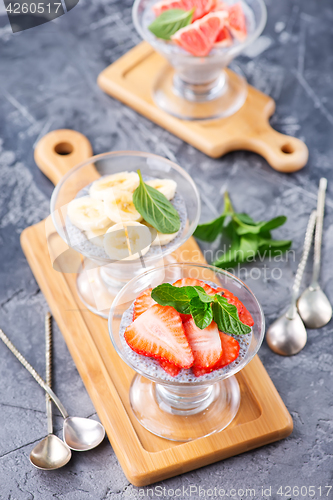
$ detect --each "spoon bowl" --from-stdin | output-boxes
[297,286,332,329]
[30,434,71,470]
[266,313,307,356]
[63,417,105,451]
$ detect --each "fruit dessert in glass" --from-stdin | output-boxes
[109,263,265,441]
[50,153,200,318]
[133,0,267,120]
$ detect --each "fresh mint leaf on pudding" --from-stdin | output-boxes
[133,170,181,234]
[151,283,251,335]
[148,8,194,40]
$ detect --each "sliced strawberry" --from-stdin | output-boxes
[124,304,194,368]
[159,359,181,377]
[183,317,222,369]
[133,288,156,320]
[227,2,247,41]
[214,287,254,327]
[192,331,240,376]
[173,278,216,295]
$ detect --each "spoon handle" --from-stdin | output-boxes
[45,313,53,435]
[0,328,69,419]
[287,210,317,318]
[312,178,327,286]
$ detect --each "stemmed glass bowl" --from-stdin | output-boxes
[133,0,267,120]
[50,153,200,318]
[109,263,265,441]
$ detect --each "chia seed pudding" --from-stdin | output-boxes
[118,281,253,383]
[65,176,187,261]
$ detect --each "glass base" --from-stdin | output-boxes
[130,374,240,441]
[153,65,247,121]
[76,255,179,318]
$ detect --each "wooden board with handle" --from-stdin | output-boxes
[20,129,293,486]
[97,42,308,173]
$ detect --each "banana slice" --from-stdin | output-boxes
[104,189,142,223]
[85,223,114,248]
[146,179,177,200]
[103,221,151,261]
[67,196,111,231]
[89,172,139,200]
[151,230,179,246]
[142,221,179,247]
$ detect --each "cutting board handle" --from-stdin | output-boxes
[245,122,308,173]
[34,129,93,185]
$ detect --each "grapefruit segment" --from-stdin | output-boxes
[172,11,226,56]
[153,0,217,22]
[214,25,233,47]
[227,2,247,40]
[153,0,185,16]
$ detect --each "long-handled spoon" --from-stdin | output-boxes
[297,178,332,328]
[0,328,105,451]
[29,313,71,470]
[266,210,317,355]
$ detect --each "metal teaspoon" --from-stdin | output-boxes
[297,178,332,328]
[266,210,317,355]
[29,313,71,469]
[0,328,105,451]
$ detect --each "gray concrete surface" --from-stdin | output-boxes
[0,0,332,498]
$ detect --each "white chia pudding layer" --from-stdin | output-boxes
[118,282,253,383]
[65,177,187,261]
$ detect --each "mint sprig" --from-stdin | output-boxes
[148,9,194,40]
[193,192,292,268]
[151,284,251,335]
[133,170,180,234]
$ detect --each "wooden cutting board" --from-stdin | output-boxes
[20,129,293,486]
[97,42,308,173]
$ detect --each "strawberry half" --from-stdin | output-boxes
[173,278,216,295]
[192,331,240,376]
[125,304,194,368]
[133,288,156,320]
[214,287,254,327]
[183,317,222,369]
[159,359,181,377]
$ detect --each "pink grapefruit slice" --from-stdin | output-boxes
[153,0,217,22]
[172,11,226,56]
[214,24,232,47]
[227,2,247,40]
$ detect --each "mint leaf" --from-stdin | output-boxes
[190,297,213,329]
[151,283,252,335]
[236,216,288,235]
[151,283,190,314]
[212,296,251,335]
[133,170,180,234]
[238,234,259,261]
[148,8,194,40]
[193,286,214,302]
[193,213,226,242]
[235,213,256,225]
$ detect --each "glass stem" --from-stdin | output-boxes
[155,383,216,416]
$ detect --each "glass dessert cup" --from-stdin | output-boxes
[132,0,267,120]
[109,263,265,441]
[50,153,200,318]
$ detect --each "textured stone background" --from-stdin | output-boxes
[0,0,333,499]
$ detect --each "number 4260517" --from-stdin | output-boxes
[6,3,62,14]
[277,485,332,497]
